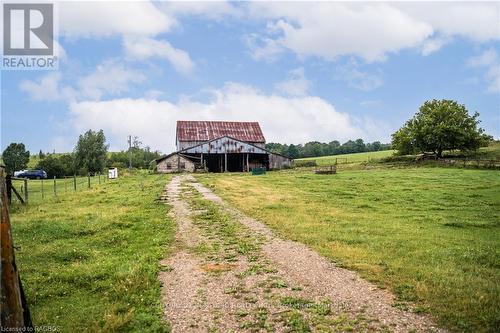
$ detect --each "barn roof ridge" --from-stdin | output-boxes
[176,120,266,143]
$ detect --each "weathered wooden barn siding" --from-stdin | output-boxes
[269,153,292,170]
[178,140,265,151]
[181,136,269,154]
[157,154,195,173]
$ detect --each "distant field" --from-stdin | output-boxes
[477,141,500,160]
[10,173,174,332]
[295,150,395,165]
[294,142,500,166]
[197,167,500,332]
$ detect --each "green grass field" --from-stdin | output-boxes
[196,167,500,332]
[9,172,174,332]
[294,142,500,167]
[8,144,500,332]
[10,175,105,205]
[295,150,396,165]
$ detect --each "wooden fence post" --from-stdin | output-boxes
[53,176,57,196]
[23,179,28,204]
[73,175,77,191]
[88,174,91,189]
[6,175,12,204]
[1,166,34,329]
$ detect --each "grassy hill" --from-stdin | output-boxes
[296,150,395,165]
[295,142,500,166]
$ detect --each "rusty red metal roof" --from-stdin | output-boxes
[176,121,266,143]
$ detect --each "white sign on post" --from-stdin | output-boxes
[108,168,118,179]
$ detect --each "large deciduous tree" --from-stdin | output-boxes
[2,143,30,175]
[74,130,108,174]
[392,99,492,157]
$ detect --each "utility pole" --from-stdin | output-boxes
[128,135,132,170]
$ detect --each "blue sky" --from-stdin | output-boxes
[1,1,499,153]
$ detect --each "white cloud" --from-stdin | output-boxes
[247,2,433,62]
[245,33,284,61]
[160,1,242,21]
[19,73,75,101]
[58,2,196,75]
[78,59,146,100]
[275,67,310,96]
[21,59,145,101]
[486,64,500,93]
[421,37,450,56]
[396,2,500,42]
[124,37,195,74]
[60,1,175,38]
[467,49,500,93]
[246,2,500,62]
[468,49,498,68]
[67,83,385,153]
[336,59,383,91]
[20,73,62,101]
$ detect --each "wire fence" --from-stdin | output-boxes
[8,173,108,205]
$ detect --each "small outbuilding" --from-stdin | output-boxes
[156,121,292,173]
[156,153,196,173]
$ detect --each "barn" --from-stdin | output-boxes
[156,121,292,173]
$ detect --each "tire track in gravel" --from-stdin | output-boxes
[159,175,446,332]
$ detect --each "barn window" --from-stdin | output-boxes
[180,162,186,169]
[166,163,172,170]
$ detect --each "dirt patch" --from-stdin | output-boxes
[200,263,236,273]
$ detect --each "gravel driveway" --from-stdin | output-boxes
[159,174,445,333]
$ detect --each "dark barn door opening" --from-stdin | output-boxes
[227,153,244,172]
[204,154,222,173]
[203,153,269,173]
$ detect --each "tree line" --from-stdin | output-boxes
[1,130,161,178]
[265,139,392,159]
[268,99,493,160]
